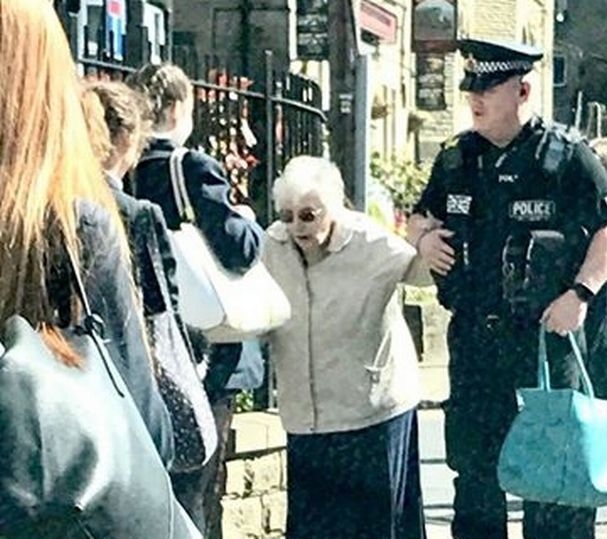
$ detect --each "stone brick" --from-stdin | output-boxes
[225,459,248,497]
[247,453,283,493]
[262,491,287,533]
[230,412,286,455]
[279,451,288,490]
[472,0,518,39]
[222,497,264,538]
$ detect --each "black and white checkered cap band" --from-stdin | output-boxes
[466,59,533,74]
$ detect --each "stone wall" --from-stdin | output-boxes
[470,0,518,39]
[222,412,287,539]
[417,53,457,161]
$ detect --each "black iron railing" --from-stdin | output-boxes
[73,24,326,410]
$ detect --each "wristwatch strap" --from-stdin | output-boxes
[572,282,595,303]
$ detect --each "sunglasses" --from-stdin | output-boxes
[278,207,324,224]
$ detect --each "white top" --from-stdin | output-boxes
[263,210,427,434]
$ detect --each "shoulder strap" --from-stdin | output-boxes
[135,203,173,311]
[137,148,173,165]
[440,130,476,171]
[168,148,195,223]
[64,245,125,396]
[137,203,197,364]
[535,122,582,182]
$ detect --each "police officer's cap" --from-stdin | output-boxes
[458,38,543,93]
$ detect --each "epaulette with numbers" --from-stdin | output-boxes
[535,121,584,179]
[440,130,475,170]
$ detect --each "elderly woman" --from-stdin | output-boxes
[263,156,428,539]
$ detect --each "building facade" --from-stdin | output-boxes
[416,0,555,159]
[553,0,607,137]
[289,0,556,162]
[55,0,173,66]
[172,0,294,83]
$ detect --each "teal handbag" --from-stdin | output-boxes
[497,326,607,507]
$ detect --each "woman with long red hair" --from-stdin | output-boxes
[0,0,173,474]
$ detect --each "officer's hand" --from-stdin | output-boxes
[541,290,588,336]
[418,228,456,276]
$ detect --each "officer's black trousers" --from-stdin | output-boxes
[445,314,596,539]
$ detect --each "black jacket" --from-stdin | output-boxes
[109,179,222,467]
[133,138,263,274]
[133,138,265,398]
[76,200,174,466]
[108,177,180,317]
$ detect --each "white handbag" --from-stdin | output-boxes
[168,148,291,343]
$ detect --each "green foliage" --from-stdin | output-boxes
[234,390,254,413]
[404,284,439,305]
[370,152,431,214]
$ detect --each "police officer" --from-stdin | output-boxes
[409,38,607,539]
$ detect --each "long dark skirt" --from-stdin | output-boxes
[286,409,426,539]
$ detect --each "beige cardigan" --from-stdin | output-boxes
[263,210,427,435]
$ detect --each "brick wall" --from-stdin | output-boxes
[222,413,287,539]
[471,0,518,39]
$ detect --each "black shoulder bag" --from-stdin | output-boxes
[0,250,201,538]
[136,202,218,472]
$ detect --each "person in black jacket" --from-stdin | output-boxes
[77,201,175,468]
[81,80,221,529]
[128,63,262,272]
[127,62,264,536]
[408,39,607,539]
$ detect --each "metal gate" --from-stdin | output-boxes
[77,44,326,227]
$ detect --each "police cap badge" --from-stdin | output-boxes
[458,38,543,93]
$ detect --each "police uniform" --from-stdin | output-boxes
[414,39,607,539]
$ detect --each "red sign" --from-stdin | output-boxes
[108,0,123,16]
[360,0,397,44]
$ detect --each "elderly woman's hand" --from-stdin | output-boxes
[233,204,257,222]
[418,228,456,276]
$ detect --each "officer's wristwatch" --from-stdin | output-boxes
[571,282,595,303]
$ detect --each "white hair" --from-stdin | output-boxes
[273,155,345,213]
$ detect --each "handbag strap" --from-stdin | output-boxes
[136,205,173,312]
[64,246,125,396]
[538,324,594,398]
[138,204,198,364]
[168,147,195,223]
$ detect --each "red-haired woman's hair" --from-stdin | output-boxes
[0,0,127,363]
